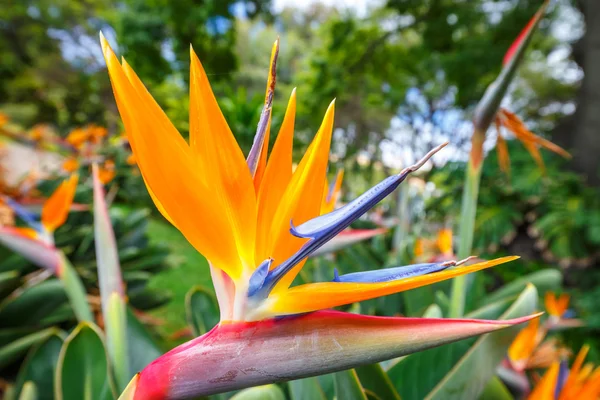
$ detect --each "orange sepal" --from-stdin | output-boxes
[41,174,78,232]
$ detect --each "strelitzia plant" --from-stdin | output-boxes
[449,1,551,317]
[100,34,538,399]
[0,175,92,322]
[528,345,600,400]
[544,292,583,330]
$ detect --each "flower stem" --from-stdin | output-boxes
[449,132,484,318]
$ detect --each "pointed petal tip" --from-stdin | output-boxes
[401,142,448,175]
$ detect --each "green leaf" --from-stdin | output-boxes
[55,323,116,400]
[425,284,538,400]
[93,164,129,391]
[479,376,513,400]
[58,255,93,323]
[126,306,162,373]
[185,286,219,336]
[0,280,68,328]
[484,269,561,305]
[355,364,401,400]
[289,377,326,400]
[334,369,367,400]
[402,286,435,316]
[229,385,286,400]
[0,328,59,370]
[386,334,474,399]
[17,381,37,400]
[0,270,20,298]
[13,332,64,400]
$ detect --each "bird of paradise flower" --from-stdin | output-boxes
[100,34,538,400]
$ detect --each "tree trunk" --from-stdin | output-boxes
[553,0,600,185]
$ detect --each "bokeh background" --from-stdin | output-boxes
[1,0,599,395]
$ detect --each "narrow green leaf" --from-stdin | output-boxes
[92,164,129,391]
[0,328,59,369]
[386,335,474,399]
[125,306,162,373]
[0,280,68,328]
[185,286,219,336]
[480,376,513,400]
[13,332,64,400]
[484,269,561,305]
[0,270,20,297]
[17,381,37,400]
[289,377,326,400]
[55,323,116,400]
[229,385,286,400]
[355,364,401,400]
[58,254,93,323]
[334,369,367,400]
[426,285,539,400]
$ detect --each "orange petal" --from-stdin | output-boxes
[268,101,335,292]
[545,292,558,316]
[41,174,78,232]
[500,109,570,169]
[255,89,296,263]
[522,140,546,174]
[265,256,518,316]
[508,318,542,371]
[574,367,600,399]
[556,293,570,316]
[436,228,453,256]
[100,34,241,278]
[495,119,511,175]
[62,157,79,173]
[559,345,590,400]
[528,362,560,400]
[189,47,257,270]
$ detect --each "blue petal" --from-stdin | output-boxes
[561,309,576,319]
[332,262,452,283]
[248,143,448,300]
[555,360,569,399]
[247,258,273,296]
[2,197,44,233]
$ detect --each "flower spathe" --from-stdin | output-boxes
[101,33,538,399]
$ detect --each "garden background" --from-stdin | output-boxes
[1,0,599,399]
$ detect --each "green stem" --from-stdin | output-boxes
[58,253,94,322]
[449,157,483,318]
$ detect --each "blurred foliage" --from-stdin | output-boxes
[1,0,599,397]
[426,143,600,267]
